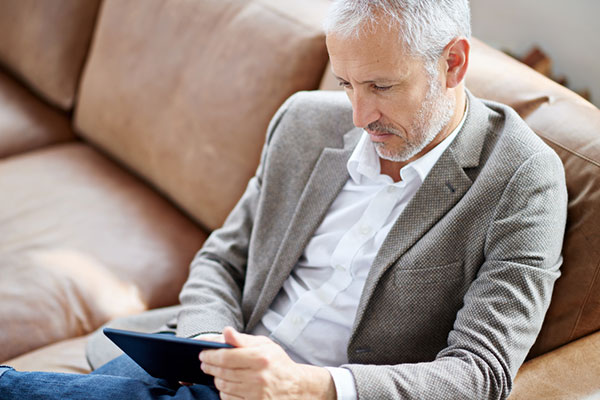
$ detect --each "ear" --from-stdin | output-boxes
[443,37,470,88]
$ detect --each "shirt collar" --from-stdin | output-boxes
[347,98,469,186]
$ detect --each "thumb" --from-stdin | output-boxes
[222,326,263,348]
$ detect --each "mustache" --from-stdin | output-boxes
[366,121,402,135]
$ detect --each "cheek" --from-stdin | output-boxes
[381,102,415,129]
[381,90,422,122]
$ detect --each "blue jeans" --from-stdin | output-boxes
[0,354,219,400]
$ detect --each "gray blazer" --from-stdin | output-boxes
[171,90,566,399]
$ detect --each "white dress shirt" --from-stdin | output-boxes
[251,108,467,399]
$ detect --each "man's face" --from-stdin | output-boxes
[326,24,456,162]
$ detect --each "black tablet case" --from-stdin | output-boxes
[104,327,233,386]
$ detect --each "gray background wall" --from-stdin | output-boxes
[470,0,600,107]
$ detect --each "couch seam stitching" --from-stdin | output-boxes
[568,256,600,342]
[536,132,600,168]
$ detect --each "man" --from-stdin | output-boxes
[0,0,567,399]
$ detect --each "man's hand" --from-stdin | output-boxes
[200,327,337,400]
[180,333,228,386]
[195,333,226,343]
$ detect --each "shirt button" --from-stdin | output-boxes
[292,316,304,326]
[359,225,372,236]
[316,290,328,303]
[335,264,346,272]
[387,185,397,194]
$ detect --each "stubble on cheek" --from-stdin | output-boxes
[366,120,404,136]
[368,122,420,162]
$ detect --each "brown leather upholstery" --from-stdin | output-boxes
[74,0,330,231]
[0,0,332,366]
[510,331,600,399]
[0,0,101,110]
[0,1,598,397]
[5,335,91,375]
[466,38,600,359]
[0,143,206,362]
[0,69,74,158]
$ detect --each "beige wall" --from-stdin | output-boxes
[470,0,600,107]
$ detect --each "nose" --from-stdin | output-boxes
[350,91,380,128]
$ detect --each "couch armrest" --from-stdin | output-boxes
[509,330,600,399]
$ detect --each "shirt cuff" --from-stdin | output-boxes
[325,367,357,400]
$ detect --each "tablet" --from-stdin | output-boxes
[103,327,233,386]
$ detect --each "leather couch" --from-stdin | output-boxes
[0,1,598,398]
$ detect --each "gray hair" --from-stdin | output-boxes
[324,0,471,70]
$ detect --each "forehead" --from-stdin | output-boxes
[326,24,421,81]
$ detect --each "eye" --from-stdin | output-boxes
[373,84,392,92]
[338,80,352,89]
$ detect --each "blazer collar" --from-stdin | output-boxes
[246,130,358,330]
[449,89,490,170]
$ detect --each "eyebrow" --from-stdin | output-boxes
[333,75,401,85]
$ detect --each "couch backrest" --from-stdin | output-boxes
[74,0,331,231]
[466,39,600,358]
[0,0,101,110]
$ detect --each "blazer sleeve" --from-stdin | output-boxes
[344,150,568,400]
[175,95,296,339]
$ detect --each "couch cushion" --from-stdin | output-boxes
[74,0,330,231]
[0,0,101,110]
[5,335,91,374]
[466,39,600,358]
[0,143,206,362]
[0,69,74,158]
[86,306,182,371]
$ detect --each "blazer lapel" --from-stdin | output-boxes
[246,128,362,330]
[351,91,491,332]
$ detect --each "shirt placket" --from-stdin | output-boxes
[270,182,403,346]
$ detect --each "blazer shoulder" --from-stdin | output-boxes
[267,91,355,145]
[459,94,564,188]
[284,90,353,116]
[481,98,557,159]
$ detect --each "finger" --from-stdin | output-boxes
[214,377,259,400]
[194,333,226,344]
[222,327,270,348]
[222,327,243,347]
[219,392,244,400]
[200,362,243,383]
[179,381,192,386]
[200,346,269,369]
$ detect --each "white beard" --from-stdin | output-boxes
[373,78,456,162]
